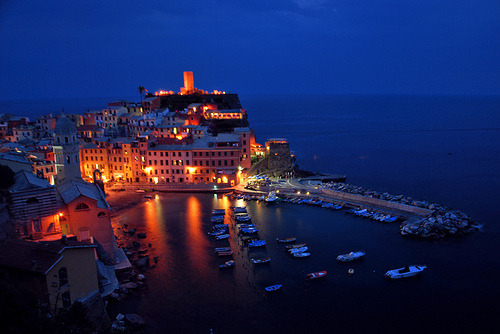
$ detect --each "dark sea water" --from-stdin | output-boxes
[2,95,500,333]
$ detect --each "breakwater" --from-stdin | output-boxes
[242,180,480,240]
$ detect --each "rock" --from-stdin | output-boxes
[111,320,127,333]
[125,314,145,328]
[136,256,150,268]
[137,274,146,281]
[116,313,125,321]
[128,229,136,236]
[109,292,120,300]
[137,232,147,239]
[120,282,138,289]
[132,241,140,248]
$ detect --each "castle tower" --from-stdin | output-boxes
[53,116,82,183]
[183,71,194,93]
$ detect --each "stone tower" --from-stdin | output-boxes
[267,139,292,171]
[53,116,82,183]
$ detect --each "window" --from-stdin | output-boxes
[97,211,106,218]
[26,197,39,204]
[75,203,90,211]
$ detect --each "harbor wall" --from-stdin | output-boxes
[263,186,432,217]
[320,189,433,216]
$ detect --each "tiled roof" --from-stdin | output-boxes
[57,179,110,210]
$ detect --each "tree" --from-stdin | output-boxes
[138,86,147,106]
[0,165,15,189]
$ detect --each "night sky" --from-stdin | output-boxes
[0,1,498,99]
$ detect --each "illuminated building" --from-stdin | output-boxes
[204,109,245,120]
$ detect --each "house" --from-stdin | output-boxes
[0,238,99,311]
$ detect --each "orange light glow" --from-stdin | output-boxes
[58,212,63,217]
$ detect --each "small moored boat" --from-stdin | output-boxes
[218,260,235,269]
[248,240,266,248]
[385,265,427,279]
[292,252,310,258]
[218,251,234,257]
[251,257,271,264]
[336,251,366,262]
[215,247,231,252]
[276,237,297,243]
[285,243,306,249]
[288,246,308,254]
[306,271,327,280]
[215,234,230,240]
[265,284,282,292]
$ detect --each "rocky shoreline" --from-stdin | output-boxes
[105,189,159,333]
[320,182,482,239]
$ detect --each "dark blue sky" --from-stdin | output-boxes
[0,1,498,99]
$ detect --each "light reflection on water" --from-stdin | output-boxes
[185,195,210,275]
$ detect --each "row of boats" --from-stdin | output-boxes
[345,208,399,222]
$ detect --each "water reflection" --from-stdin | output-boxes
[185,195,209,274]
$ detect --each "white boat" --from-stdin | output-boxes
[292,252,310,258]
[288,246,308,254]
[336,251,366,262]
[385,265,427,279]
[215,234,230,240]
[266,191,277,202]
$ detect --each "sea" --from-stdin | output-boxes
[2,95,499,333]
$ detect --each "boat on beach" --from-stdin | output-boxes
[251,257,271,264]
[306,271,327,280]
[285,243,306,249]
[385,265,427,279]
[276,237,297,243]
[336,251,366,262]
[218,260,235,269]
[265,284,282,292]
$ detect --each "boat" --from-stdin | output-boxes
[266,191,278,202]
[306,271,327,279]
[208,230,226,236]
[265,284,282,292]
[285,243,306,249]
[385,265,427,279]
[218,260,235,269]
[292,252,310,258]
[240,227,258,234]
[217,251,234,256]
[143,195,153,199]
[276,237,297,243]
[215,247,231,252]
[215,234,230,240]
[237,224,255,228]
[336,251,366,262]
[234,214,251,222]
[233,206,247,213]
[251,257,271,264]
[288,246,308,254]
[212,209,225,215]
[211,216,224,223]
[248,240,266,248]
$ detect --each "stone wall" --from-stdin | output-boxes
[268,142,292,171]
[321,189,433,216]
